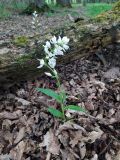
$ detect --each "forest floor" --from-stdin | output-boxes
[0,7,86,57]
[0,5,120,160]
[0,43,120,160]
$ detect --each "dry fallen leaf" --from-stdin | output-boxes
[79,142,86,159]
[90,80,107,95]
[91,154,98,160]
[105,152,112,160]
[114,150,120,160]
[60,149,76,160]
[39,129,60,155]
[70,131,82,148]
[14,127,25,144]
[0,110,22,120]
[10,140,26,160]
[56,122,86,136]
[82,129,103,143]
[15,97,31,106]
[103,67,120,81]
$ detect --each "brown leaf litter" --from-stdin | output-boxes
[0,44,120,159]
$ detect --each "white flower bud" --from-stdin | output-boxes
[45,72,52,77]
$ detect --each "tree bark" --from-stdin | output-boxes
[22,0,50,14]
[0,1,120,87]
[34,0,46,8]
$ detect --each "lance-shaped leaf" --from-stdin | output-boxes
[64,105,86,112]
[37,88,62,103]
[48,107,63,118]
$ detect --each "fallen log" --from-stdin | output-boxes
[0,2,120,87]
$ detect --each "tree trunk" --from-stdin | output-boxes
[0,1,120,87]
[34,0,46,8]
[22,0,50,14]
[82,0,87,6]
[56,0,72,7]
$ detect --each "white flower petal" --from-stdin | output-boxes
[62,36,69,44]
[58,36,62,44]
[62,44,69,50]
[37,59,45,68]
[32,26,35,29]
[54,47,64,56]
[33,11,38,17]
[45,41,51,48]
[45,72,52,77]
[48,58,56,68]
[44,47,50,54]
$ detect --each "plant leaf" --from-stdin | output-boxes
[64,105,86,112]
[36,88,61,103]
[48,107,63,118]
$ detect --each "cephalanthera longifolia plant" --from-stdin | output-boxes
[36,36,86,121]
[32,11,41,47]
[32,11,40,30]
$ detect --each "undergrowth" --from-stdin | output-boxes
[0,2,112,19]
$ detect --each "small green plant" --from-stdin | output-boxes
[37,36,86,121]
[32,11,40,31]
[13,36,29,47]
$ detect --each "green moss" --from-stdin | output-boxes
[113,0,120,12]
[13,36,29,47]
[93,0,120,23]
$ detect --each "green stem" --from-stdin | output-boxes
[46,64,66,121]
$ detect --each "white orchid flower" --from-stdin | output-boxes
[45,41,51,48]
[45,72,52,77]
[44,48,53,58]
[37,59,45,68]
[48,58,56,68]
[62,44,69,50]
[58,36,62,44]
[33,11,38,17]
[57,45,63,51]
[44,47,50,54]
[37,36,69,77]
[32,21,35,24]
[54,48,64,56]
[62,36,69,44]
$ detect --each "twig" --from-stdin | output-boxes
[99,139,113,156]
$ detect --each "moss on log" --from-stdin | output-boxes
[93,0,120,22]
[0,2,120,87]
